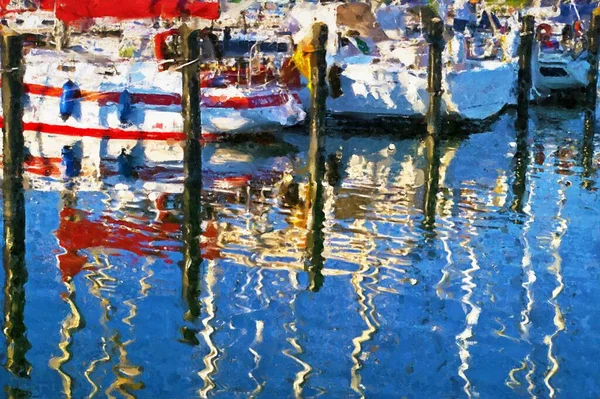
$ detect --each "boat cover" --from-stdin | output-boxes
[0,0,220,22]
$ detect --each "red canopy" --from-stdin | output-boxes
[2,0,219,22]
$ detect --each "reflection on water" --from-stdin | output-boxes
[1,106,600,397]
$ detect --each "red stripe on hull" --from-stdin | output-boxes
[24,120,186,140]
[22,83,296,109]
[201,93,291,109]
[24,83,182,106]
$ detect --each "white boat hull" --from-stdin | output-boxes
[0,48,304,189]
[301,59,517,121]
[533,52,590,93]
[1,49,305,139]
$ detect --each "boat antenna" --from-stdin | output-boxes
[570,0,581,22]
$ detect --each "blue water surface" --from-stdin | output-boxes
[0,106,599,398]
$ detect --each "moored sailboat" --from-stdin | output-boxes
[0,0,306,167]
[287,1,520,122]
[527,1,598,96]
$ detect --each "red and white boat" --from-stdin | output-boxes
[0,0,306,165]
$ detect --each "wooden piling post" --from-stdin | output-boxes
[2,32,24,186]
[305,22,328,292]
[586,13,600,111]
[180,24,202,182]
[307,22,328,184]
[180,24,202,319]
[1,31,30,377]
[517,15,535,127]
[422,18,444,229]
[426,17,444,136]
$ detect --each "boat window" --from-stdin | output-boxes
[222,40,289,57]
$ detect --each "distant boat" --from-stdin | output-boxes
[527,1,598,95]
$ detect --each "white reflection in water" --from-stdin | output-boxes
[198,260,219,398]
[248,320,265,398]
[435,142,459,301]
[282,294,311,399]
[506,166,537,395]
[455,188,483,399]
[350,254,380,398]
[543,183,567,398]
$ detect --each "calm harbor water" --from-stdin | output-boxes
[1,106,599,398]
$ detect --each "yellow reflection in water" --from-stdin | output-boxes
[105,257,151,398]
[104,332,144,399]
[49,279,85,399]
[84,253,116,398]
[283,321,311,399]
[84,253,144,399]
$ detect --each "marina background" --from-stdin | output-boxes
[0,0,599,397]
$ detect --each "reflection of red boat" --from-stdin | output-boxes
[55,193,221,281]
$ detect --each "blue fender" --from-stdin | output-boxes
[118,89,132,124]
[59,80,80,121]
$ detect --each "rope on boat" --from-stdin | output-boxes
[0,66,20,73]
[173,56,202,70]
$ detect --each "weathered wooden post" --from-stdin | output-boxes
[305,22,328,292]
[180,24,202,177]
[512,16,535,210]
[426,17,444,136]
[180,25,202,320]
[586,13,600,111]
[1,31,31,378]
[517,15,535,127]
[422,18,444,229]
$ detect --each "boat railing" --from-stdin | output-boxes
[538,29,588,58]
[248,40,262,87]
[464,35,502,61]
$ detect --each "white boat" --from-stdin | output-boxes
[287,2,520,121]
[0,1,306,169]
[527,2,597,96]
